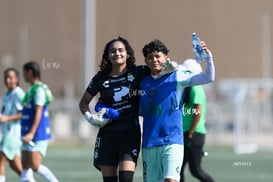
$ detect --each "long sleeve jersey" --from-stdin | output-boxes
[140,56,214,148]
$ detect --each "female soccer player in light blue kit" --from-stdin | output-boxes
[0,68,24,182]
[20,61,58,182]
[139,39,215,182]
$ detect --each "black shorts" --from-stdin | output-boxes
[93,127,141,170]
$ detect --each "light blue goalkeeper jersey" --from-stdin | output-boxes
[1,87,25,137]
[139,56,215,148]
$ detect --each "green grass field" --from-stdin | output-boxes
[5,144,273,182]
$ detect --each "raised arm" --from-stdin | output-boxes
[189,42,215,86]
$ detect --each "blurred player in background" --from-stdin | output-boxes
[180,59,215,182]
[0,68,24,181]
[79,36,150,182]
[139,39,214,182]
[20,61,58,182]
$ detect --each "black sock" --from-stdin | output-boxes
[119,171,134,182]
[103,176,118,182]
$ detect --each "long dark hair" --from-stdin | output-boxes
[99,36,136,72]
[23,61,41,79]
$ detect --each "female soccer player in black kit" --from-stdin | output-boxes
[79,37,150,182]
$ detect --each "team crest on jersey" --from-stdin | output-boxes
[127,73,135,82]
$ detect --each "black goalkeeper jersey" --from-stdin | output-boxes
[86,65,150,131]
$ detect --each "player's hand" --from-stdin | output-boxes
[0,115,9,122]
[23,133,35,144]
[159,59,178,76]
[21,136,35,146]
[95,102,119,120]
[84,111,111,128]
[200,41,213,58]
[188,130,195,139]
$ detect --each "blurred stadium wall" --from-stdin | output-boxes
[0,0,273,152]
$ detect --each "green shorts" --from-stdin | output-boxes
[142,144,184,182]
[21,140,49,157]
[0,135,22,160]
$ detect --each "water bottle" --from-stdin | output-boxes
[95,102,120,120]
[192,33,209,62]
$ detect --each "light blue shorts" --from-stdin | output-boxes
[21,140,49,157]
[142,144,184,182]
[0,135,22,160]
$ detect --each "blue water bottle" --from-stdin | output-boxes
[192,33,209,63]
